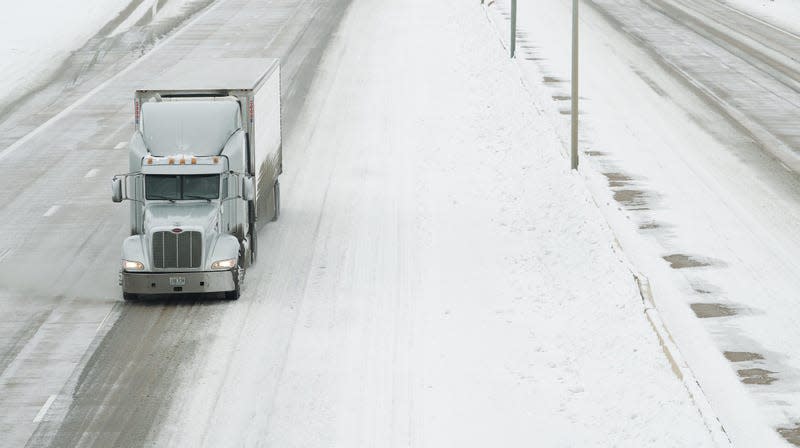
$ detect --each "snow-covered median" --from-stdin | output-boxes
[393,2,716,445]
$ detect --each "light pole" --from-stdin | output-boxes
[510,0,517,58]
[570,0,579,170]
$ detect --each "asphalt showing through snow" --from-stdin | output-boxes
[0,0,351,446]
[593,0,800,171]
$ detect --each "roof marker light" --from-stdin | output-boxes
[168,158,174,165]
[147,158,153,165]
[213,157,219,164]
[179,158,186,165]
[191,158,197,165]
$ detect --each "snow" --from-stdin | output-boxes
[719,0,800,36]
[0,0,774,443]
[106,0,208,37]
[150,0,717,445]
[482,0,800,445]
[0,0,204,113]
[0,0,129,110]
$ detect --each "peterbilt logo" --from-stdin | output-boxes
[172,228,183,233]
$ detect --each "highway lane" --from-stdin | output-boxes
[649,0,800,91]
[591,0,800,172]
[0,0,351,446]
[0,0,217,151]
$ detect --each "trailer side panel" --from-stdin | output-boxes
[251,66,282,227]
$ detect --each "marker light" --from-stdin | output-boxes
[147,158,153,165]
[211,258,237,270]
[213,157,219,164]
[122,260,144,271]
[179,158,186,165]
[168,158,175,165]
[191,158,197,165]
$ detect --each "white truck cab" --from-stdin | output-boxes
[112,58,281,300]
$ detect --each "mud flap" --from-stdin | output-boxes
[272,179,281,221]
[248,200,257,264]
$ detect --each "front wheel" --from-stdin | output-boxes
[224,288,240,300]
[122,292,137,301]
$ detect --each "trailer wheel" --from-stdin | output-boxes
[272,179,280,221]
[247,197,257,265]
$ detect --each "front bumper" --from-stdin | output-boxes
[120,269,239,295]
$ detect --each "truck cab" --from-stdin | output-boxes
[112,59,281,301]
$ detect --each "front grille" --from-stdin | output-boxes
[152,231,202,269]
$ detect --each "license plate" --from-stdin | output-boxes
[169,277,186,286]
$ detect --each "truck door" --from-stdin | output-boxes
[128,174,145,235]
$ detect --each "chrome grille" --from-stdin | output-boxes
[152,231,202,269]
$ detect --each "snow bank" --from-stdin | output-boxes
[383,2,716,444]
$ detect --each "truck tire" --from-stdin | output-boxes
[224,288,240,300]
[123,292,137,301]
[272,179,280,221]
[248,199,257,265]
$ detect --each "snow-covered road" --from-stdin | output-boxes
[0,0,719,446]
[486,0,800,445]
[0,0,216,145]
[0,0,353,445]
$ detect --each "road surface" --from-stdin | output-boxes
[0,0,718,446]
[0,0,352,445]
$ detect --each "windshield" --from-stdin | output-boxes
[145,174,220,200]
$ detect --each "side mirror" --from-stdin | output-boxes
[242,176,255,201]
[112,177,123,203]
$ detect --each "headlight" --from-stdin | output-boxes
[123,260,144,271]
[211,258,237,270]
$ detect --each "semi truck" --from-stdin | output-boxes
[111,58,281,300]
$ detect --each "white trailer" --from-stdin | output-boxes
[112,58,281,300]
